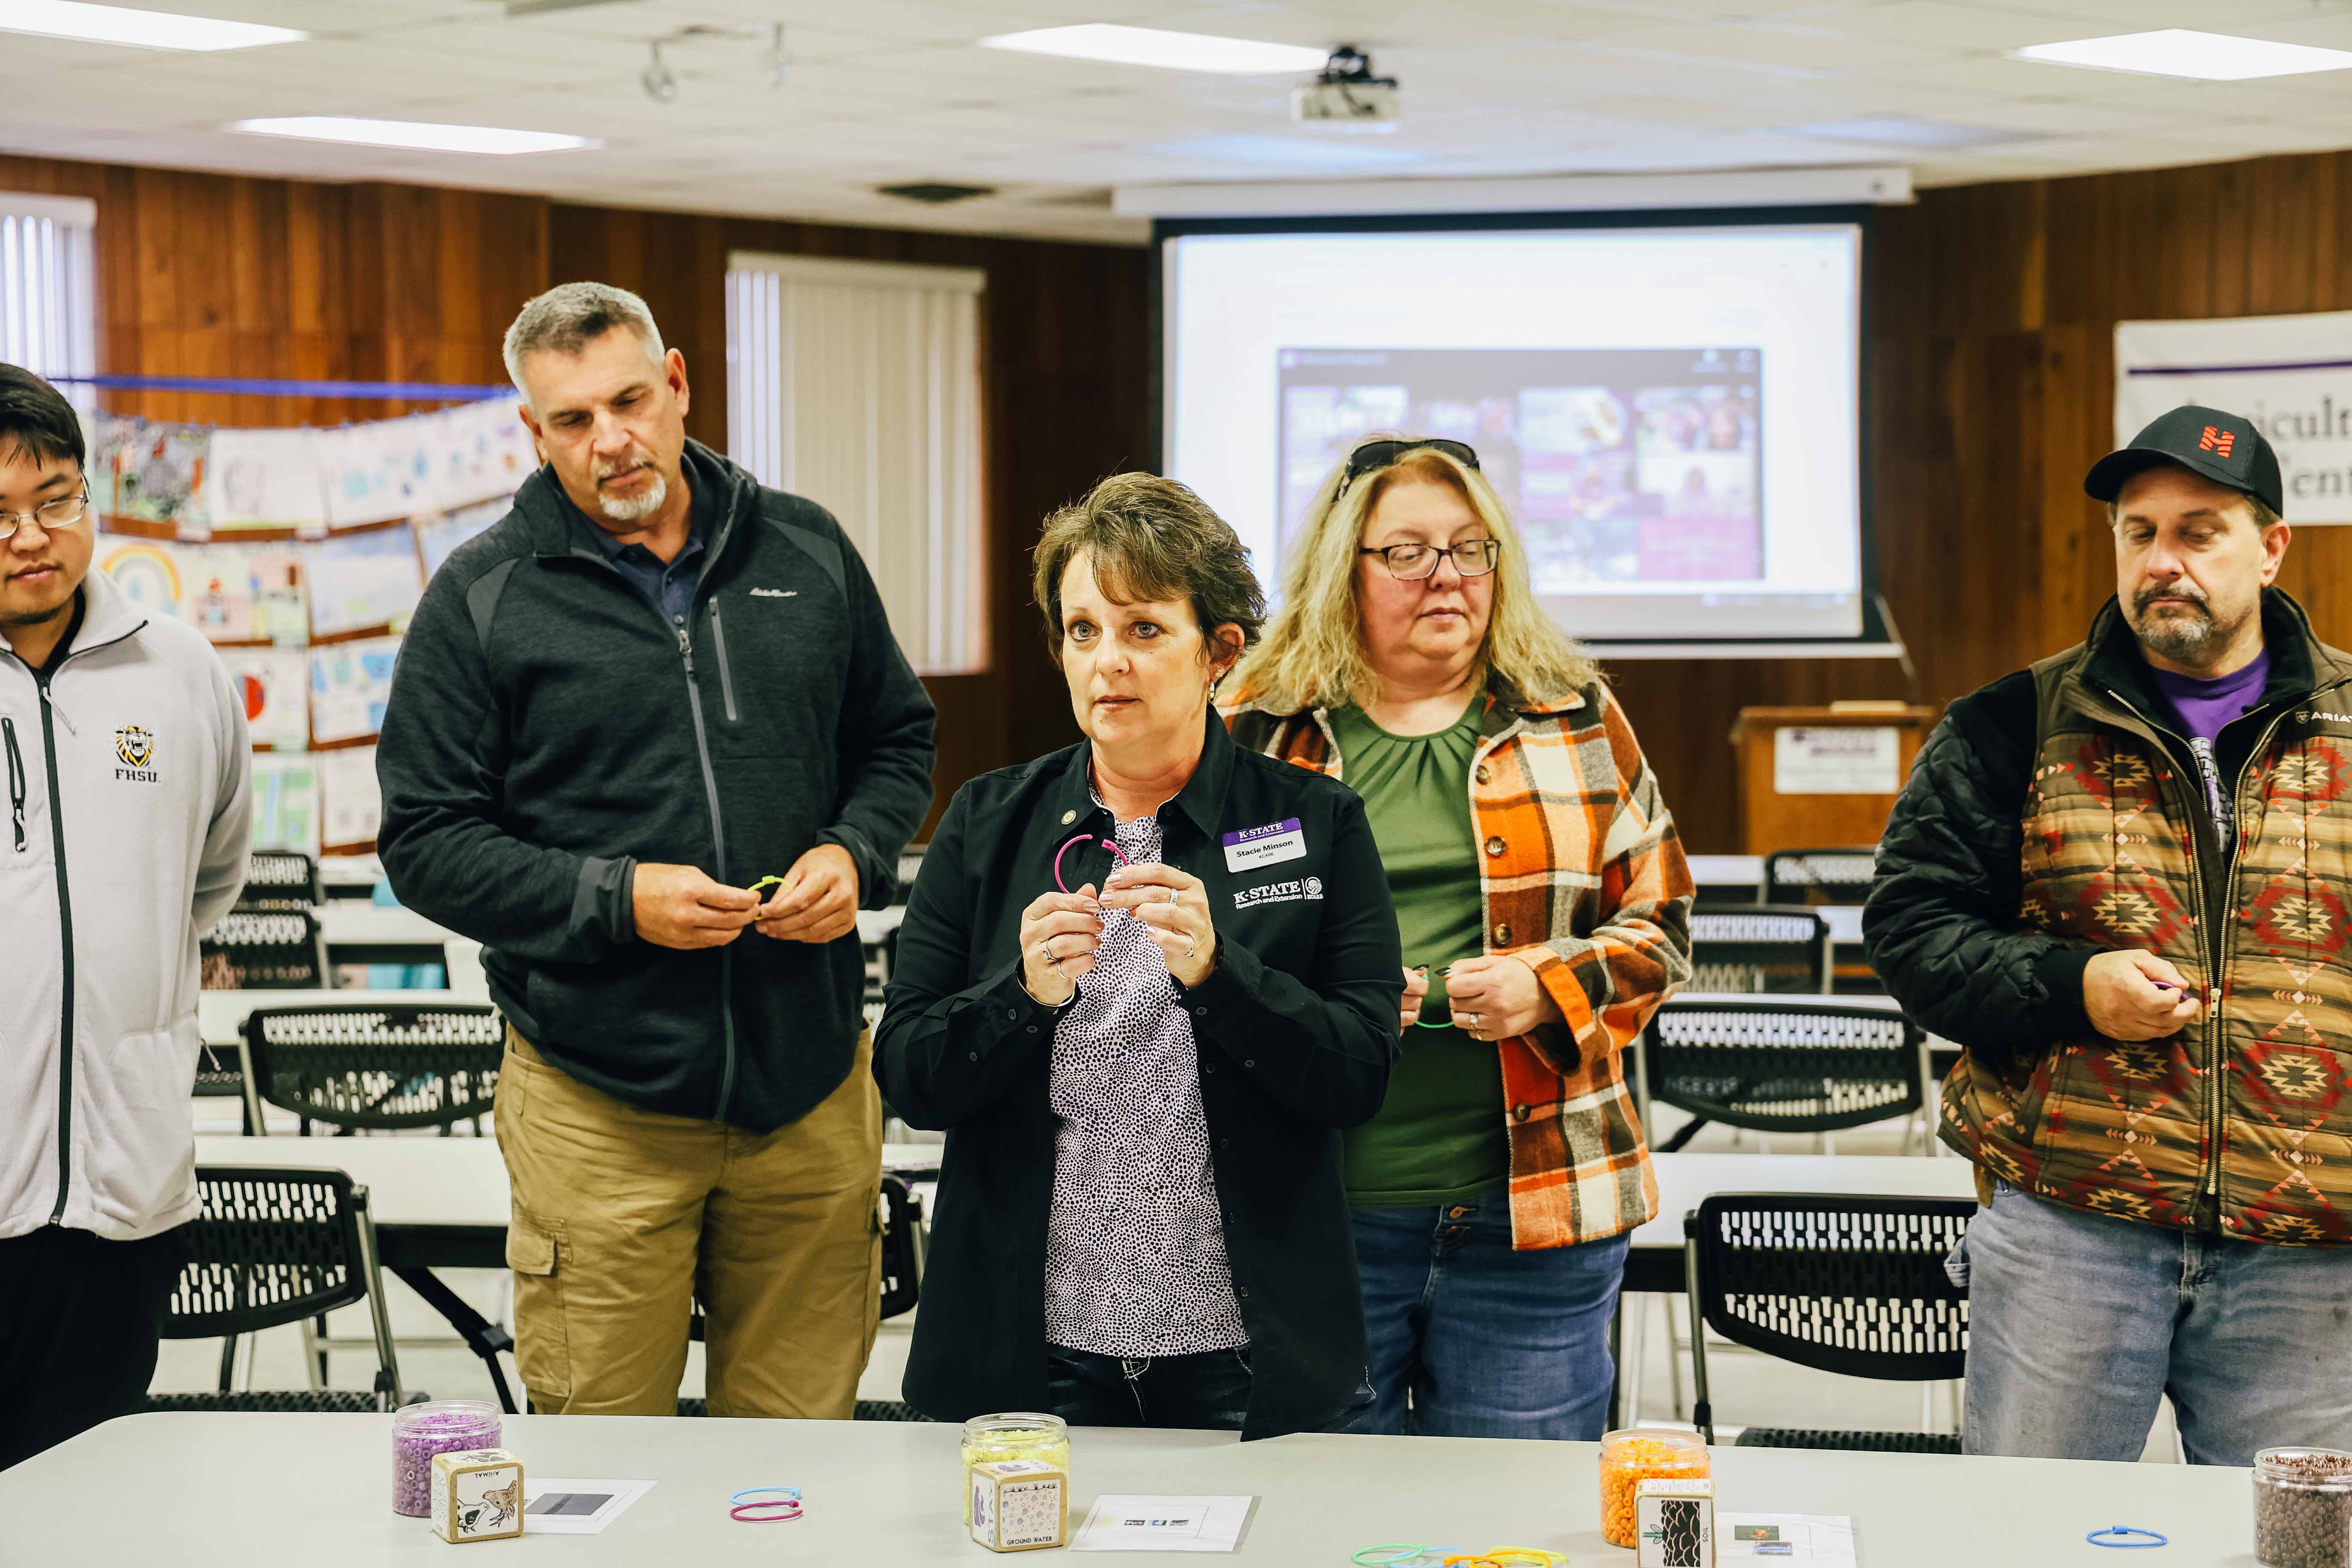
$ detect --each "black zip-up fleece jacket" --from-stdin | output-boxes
[376,441,936,1132]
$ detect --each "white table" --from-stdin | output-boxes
[0,1412,2254,1565]
[318,903,453,948]
[1687,853,1764,890]
[201,989,488,1047]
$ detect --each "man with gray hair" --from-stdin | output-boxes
[377,281,937,1419]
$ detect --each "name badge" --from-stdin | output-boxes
[1223,817,1305,873]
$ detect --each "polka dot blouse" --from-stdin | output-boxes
[1042,802,1249,1358]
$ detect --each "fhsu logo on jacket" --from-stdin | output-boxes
[114,724,160,783]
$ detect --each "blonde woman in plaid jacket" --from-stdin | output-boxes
[1226,437,1693,1440]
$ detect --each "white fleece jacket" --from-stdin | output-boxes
[2,563,250,1241]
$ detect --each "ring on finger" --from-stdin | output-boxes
[1183,930,1199,960]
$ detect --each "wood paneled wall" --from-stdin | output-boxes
[0,153,1144,833]
[1613,151,2352,851]
[12,147,2352,847]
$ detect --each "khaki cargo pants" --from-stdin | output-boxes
[496,1028,883,1418]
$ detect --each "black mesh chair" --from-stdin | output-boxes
[148,1166,402,1412]
[1637,998,1931,1155]
[1684,1194,1972,1452]
[1761,848,1877,908]
[241,1003,518,1412]
[237,851,323,911]
[200,909,325,990]
[1687,905,1830,995]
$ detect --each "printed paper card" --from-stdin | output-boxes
[1070,1495,1254,1554]
[519,1478,655,1537]
[309,637,401,744]
[1718,1514,1857,1564]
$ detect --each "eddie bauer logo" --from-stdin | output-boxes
[1233,876,1323,910]
[114,725,160,783]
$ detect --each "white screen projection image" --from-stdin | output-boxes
[1164,223,1867,646]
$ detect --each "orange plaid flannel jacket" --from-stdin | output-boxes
[1227,681,1694,1248]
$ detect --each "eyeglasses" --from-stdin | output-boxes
[0,482,92,541]
[1342,438,1481,485]
[1359,538,1501,581]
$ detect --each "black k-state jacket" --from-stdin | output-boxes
[377,441,936,1133]
[876,710,1403,1440]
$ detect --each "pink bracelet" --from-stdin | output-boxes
[730,1501,805,1522]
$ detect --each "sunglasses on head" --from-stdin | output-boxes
[1341,438,1481,486]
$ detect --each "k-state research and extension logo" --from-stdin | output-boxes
[1234,876,1323,910]
[114,725,160,783]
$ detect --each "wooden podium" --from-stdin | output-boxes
[1734,702,1939,856]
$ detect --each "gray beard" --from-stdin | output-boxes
[598,472,668,523]
[2133,598,2253,669]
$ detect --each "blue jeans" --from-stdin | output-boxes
[1955,1181,2352,1464]
[1352,1198,1630,1439]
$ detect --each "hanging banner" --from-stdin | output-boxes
[2116,311,2352,523]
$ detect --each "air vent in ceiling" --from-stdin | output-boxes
[877,182,997,205]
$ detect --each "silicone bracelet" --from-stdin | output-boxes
[1487,1552,1567,1566]
[1054,833,1130,893]
[730,1487,801,1503]
[1352,1547,1426,1566]
[730,1501,804,1523]
[2087,1526,2167,1548]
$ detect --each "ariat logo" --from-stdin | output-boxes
[749,587,797,598]
[2200,425,2236,457]
[114,725,159,783]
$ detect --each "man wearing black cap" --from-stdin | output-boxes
[1867,404,2352,1464]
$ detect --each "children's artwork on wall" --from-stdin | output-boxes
[319,744,382,850]
[414,497,512,581]
[208,428,329,535]
[218,648,310,749]
[303,525,424,639]
[250,754,322,856]
[309,637,401,745]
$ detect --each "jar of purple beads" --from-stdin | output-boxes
[392,1400,501,1517]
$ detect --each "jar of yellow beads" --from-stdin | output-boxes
[961,1413,1070,1516]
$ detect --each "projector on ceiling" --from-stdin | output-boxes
[1292,46,1399,129]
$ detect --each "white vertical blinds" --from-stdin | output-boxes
[0,193,97,405]
[726,251,987,676]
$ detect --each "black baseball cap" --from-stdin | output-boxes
[2084,404,2283,517]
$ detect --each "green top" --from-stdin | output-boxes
[1328,696,1509,1209]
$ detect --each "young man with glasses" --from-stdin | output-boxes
[0,364,252,1469]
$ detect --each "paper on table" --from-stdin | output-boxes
[520,1478,655,1536]
[1717,1513,1856,1563]
[1070,1495,1255,1553]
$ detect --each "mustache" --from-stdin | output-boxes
[2134,583,2209,615]
[592,456,652,482]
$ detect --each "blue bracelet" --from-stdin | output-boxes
[732,1486,802,1504]
[2087,1526,2166,1548]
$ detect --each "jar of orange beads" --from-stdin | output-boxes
[1599,1428,1710,1549]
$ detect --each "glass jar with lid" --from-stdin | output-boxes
[2255,1446,2352,1568]
[1598,1428,1710,1550]
[961,1412,1070,1517]
[391,1399,500,1518]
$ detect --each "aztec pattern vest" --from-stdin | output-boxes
[1941,595,2352,1244]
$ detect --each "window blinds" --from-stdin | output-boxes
[726,251,986,676]
[0,193,97,403]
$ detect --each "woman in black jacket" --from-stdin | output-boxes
[876,474,1402,1439]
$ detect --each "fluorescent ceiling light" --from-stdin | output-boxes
[2014,28,2352,81]
[230,117,598,156]
[982,24,1327,75]
[1785,117,2037,150]
[0,0,302,49]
